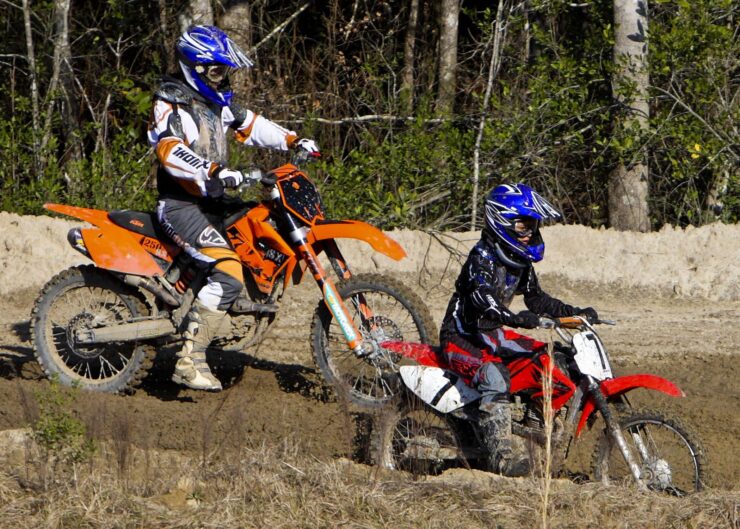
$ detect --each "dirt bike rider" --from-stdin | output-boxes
[439,183,599,476]
[147,25,320,391]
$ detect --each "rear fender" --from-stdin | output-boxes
[45,203,163,277]
[575,374,685,437]
[308,220,406,261]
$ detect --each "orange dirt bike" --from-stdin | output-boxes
[31,158,436,394]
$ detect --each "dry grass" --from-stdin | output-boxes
[0,436,737,529]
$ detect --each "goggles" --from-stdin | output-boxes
[195,64,233,84]
[512,218,538,239]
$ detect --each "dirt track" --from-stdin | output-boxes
[0,215,738,490]
[1,275,738,489]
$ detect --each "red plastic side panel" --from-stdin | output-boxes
[509,354,576,411]
[575,374,685,437]
[309,221,407,261]
[382,340,441,367]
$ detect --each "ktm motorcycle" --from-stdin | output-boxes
[31,158,435,394]
[372,317,706,495]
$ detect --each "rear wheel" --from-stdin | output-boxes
[592,409,706,494]
[311,273,437,407]
[31,265,152,393]
[372,399,463,475]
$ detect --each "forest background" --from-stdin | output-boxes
[0,0,737,231]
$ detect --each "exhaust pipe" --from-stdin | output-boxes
[122,274,181,307]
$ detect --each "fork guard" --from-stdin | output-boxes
[575,374,685,436]
[308,219,406,261]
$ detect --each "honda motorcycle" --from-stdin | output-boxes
[31,157,436,394]
[372,317,707,495]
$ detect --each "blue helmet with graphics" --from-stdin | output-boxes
[484,183,562,264]
[176,25,253,106]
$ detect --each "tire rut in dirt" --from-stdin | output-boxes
[311,273,437,408]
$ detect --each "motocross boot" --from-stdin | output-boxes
[479,401,531,477]
[172,300,227,391]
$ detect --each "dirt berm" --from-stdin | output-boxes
[0,211,738,490]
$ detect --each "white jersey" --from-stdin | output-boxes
[147,77,297,198]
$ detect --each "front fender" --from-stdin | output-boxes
[575,374,685,437]
[308,219,406,261]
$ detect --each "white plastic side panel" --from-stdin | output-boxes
[399,365,481,413]
[572,331,613,380]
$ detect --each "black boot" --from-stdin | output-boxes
[479,401,530,477]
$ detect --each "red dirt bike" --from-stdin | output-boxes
[371,317,706,495]
[31,157,436,394]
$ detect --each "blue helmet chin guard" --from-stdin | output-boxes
[176,25,253,106]
[484,183,562,264]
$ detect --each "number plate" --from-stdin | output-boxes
[572,331,613,380]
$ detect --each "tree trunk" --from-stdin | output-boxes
[609,0,650,232]
[51,0,82,162]
[436,0,459,116]
[471,1,508,230]
[399,0,419,114]
[179,0,214,33]
[222,3,251,47]
[21,0,42,176]
[158,0,175,72]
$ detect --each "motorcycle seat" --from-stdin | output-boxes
[109,210,167,240]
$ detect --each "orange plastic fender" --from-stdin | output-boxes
[45,203,163,277]
[308,219,406,261]
[575,374,684,437]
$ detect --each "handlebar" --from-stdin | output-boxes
[235,151,319,191]
[538,316,616,329]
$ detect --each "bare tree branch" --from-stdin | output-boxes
[250,2,310,55]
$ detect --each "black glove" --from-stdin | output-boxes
[512,310,540,329]
[260,172,277,186]
[576,307,599,323]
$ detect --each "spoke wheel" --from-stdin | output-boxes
[311,273,437,408]
[372,398,463,475]
[592,409,707,495]
[31,265,151,393]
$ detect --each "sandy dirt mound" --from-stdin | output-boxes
[0,212,738,491]
[2,211,738,301]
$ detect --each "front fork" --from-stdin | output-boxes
[588,379,648,490]
[279,206,367,356]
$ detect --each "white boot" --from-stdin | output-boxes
[172,301,225,391]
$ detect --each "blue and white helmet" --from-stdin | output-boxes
[176,25,253,106]
[484,183,562,263]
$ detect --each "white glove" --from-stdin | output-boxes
[215,167,244,188]
[294,138,321,157]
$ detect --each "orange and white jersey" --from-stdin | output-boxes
[148,84,297,197]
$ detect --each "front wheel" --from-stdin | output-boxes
[311,273,437,407]
[592,409,707,495]
[31,265,153,393]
